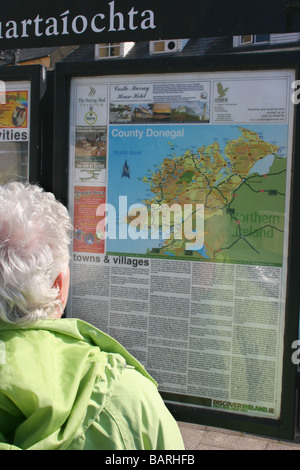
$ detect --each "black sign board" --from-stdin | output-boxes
[1,0,300,49]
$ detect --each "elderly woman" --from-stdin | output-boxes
[0,182,184,451]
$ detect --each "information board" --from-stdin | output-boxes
[0,81,31,184]
[65,67,296,424]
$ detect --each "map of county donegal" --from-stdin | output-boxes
[141,126,287,266]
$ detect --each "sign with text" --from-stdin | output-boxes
[0,0,299,49]
[0,81,30,185]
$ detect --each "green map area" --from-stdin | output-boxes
[107,124,288,266]
[141,127,287,266]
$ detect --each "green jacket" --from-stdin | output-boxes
[0,318,184,450]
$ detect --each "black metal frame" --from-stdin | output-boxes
[53,51,300,440]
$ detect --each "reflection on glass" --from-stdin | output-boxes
[0,142,28,184]
[99,43,121,58]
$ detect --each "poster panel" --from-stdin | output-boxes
[0,81,31,184]
[67,69,295,420]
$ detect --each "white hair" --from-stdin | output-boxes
[0,182,72,324]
